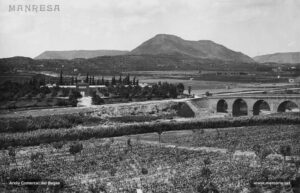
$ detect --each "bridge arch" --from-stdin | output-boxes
[216,99,228,113]
[277,101,299,112]
[253,100,271,115]
[232,98,248,116]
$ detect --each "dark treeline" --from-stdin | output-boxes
[0,55,277,74]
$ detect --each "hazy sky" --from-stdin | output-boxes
[0,0,299,58]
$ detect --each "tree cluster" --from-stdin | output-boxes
[60,72,140,86]
[96,81,185,100]
[91,91,104,105]
[0,77,50,101]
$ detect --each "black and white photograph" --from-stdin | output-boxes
[0,0,299,192]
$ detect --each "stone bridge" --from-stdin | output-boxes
[190,94,300,117]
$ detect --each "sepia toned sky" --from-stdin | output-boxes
[0,0,299,58]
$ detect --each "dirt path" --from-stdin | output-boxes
[0,98,192,118]
[117,137,261,158]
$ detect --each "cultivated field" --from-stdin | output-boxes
[137,76,299,96]
[0,124,299,193]
[0,97,299,192]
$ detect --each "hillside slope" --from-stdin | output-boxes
[130,34,254,63]
[35,50,129,60]
[254,52,300,64]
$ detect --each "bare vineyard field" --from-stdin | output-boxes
[0,124,299,193]
[131,124,300,154]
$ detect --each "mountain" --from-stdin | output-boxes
[1,34,267,74]
[253,52,300,64]
[35,50,129,60]
[130,34,255,63]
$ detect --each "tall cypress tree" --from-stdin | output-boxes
[111,76,116,85]
[118,75,121,84]
[123,74,129,85]
[89,77,92,85]
[59,69,63,85]
[101,77,105,85]
[86,73,89,83]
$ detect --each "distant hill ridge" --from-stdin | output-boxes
[34,34,254,63]
[35,50,129,60]
[130,34,255,63]
[253,52,300,64]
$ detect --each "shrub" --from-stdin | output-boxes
[110,168,117,176]
[30,152,44,162]
[201,167,212,179]
[227,139,239,162]
[92,92,104,105]
[56,99,69,106]
[205,91,212,96]
[8,146,16,158]
[88,182,107,193]
[52,141,64,150]
[7,146,16,163]
[197,182,219,193]
[279,144,292,170]
[279,145,292,158]
[253,144,272,166]
[141,168,148,175]
[69,142,83,159]
[203,157,211,166]
[70,90,82,99]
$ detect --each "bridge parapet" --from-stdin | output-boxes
[209,94,300,100]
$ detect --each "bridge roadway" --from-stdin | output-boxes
[210,87,300,96]
[209,94,300,100]
[191,94,300,116]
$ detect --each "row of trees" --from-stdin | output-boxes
[58,71,140,86]
[95,82,186,100]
